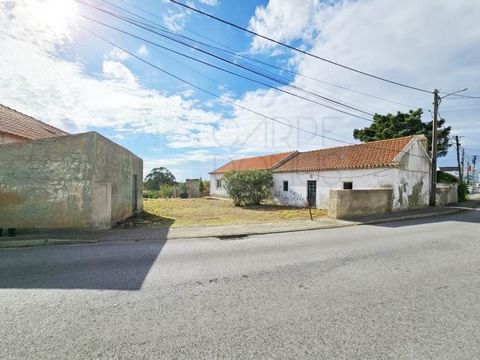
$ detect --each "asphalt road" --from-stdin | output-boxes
[1,209,479,359]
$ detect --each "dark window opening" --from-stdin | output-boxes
[283,181,288,191]
[132,174,138,212]
[216,179,222,188]
[343,181,353,190]
[307,180,317,207]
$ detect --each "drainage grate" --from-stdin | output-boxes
[216,234,249,241]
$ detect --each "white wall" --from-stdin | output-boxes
[209,173,228,197]
[273,138,431,211]
[209,138,431,211]
[392,138,431,210]
[273,168,397,209]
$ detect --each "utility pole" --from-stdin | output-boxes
[429,89,440,206]
[473,155,477,186]
[462,148,465,182]
[455,135,463,183]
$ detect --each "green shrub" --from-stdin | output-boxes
[458,181,469,202]
[437,170,458,184]
[223,170,273,206]
[159,184,174,198]
[143,190,160,199]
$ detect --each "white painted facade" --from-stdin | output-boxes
[210,137,431,211]
[273,138,431,211]
[210,174,228,197]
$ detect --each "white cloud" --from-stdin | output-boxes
[143,150,229,179]
[137,44,149,57]
[163,8,190,32]
[2,0,480,169]
[198,0,218,6]
[232,0,480,159]
[105,47,131,61]
[181,89,195,98]
[248,0,320,52]
[102,61,138,88]
[0,0,224,146]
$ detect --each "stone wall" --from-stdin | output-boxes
[436,183,458,206]
[0,132,142,230]
[328,188,393,218]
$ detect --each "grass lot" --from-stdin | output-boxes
[139,198,327,228]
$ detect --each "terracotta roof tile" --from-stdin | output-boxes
[210,151,297,174]
[274,136,418,173]
[0,104,68,140]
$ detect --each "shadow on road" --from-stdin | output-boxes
[0,216,174,291]
[370,207,479,228]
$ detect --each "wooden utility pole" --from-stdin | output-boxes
[455,135,463,183]
[473,155,477,185]
[429,89,440,207]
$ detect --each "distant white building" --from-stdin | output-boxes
[439,166,460,180]
[210,135,432,211]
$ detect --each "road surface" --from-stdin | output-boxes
[1,209,479,359]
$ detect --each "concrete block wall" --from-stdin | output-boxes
[0,133,95,228]
[92,133,143,225]
[0,132,143,230]
[328,188,393,218]
[436,183,458,206]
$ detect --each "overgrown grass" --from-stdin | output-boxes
[141,198,327,227]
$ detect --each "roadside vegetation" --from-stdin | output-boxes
[223,169,273,206]
[143,166,209,199]
[141,198,327,227]
[139,168,325,228]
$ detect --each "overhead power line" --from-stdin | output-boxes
[169,0,433,94]
[79,0,380,118]
[80,26,430,161]
[96,0,424,110]
[82,15,374,121]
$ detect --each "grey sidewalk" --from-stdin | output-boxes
[1,197,479,248]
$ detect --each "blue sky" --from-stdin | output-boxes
[1,0,480,181]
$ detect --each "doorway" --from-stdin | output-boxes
[307,180,317,207]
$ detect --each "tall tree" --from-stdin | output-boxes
[144,167,176,191]
[353,109,451,157]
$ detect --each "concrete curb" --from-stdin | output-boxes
[1,203,477,248]
[163,208,471,240]
[166,201,479,240]
[358,208,466,225]
[164,222,353,240]
[0,238,98,249]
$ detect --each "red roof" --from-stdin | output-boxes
[274,136,418,173]
[0,104,68,141]
[210,151,297,174]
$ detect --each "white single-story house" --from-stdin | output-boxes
[210,135,432,212]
